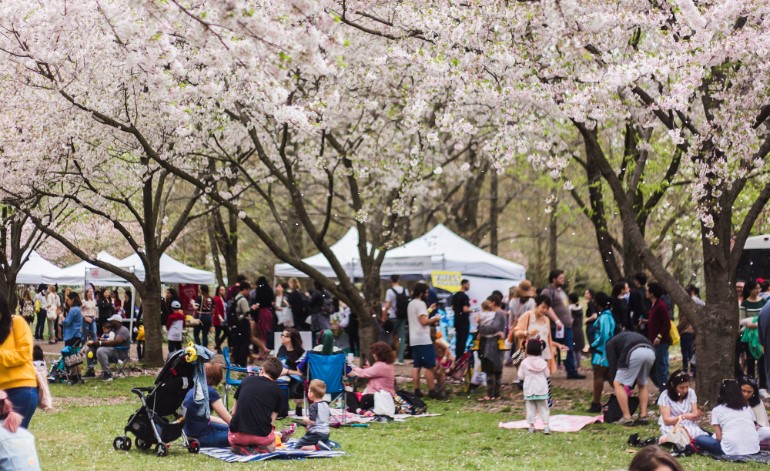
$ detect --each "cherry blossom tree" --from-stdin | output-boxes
[0,1,215,366]
[335,0,770,401]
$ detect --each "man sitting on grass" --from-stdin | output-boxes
[228,356,295,453]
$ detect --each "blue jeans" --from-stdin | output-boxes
[552,326,579,377]
[5,387,38,429]
[653,343,670,391]
[193,314,212,348]
[680,333,694,373]
[393,318,407,362]
[695,435,723,455]
[193,422,230,448]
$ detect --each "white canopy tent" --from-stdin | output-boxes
[384,224,526,307]
[384,224,526,281]
[118,253,216,285]
[17,251,63,285]
[42,251,130,286]
[274,227,368,279]
[273,227,432,279]
[273,224,526,304]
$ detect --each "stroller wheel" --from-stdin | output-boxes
[136,438,152,450]
[113,436,129,451]
[188,439,200,454]
[156,443,168,457]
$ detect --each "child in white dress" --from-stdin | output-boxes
[657,369,707,442]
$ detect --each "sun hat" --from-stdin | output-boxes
[514,280,537,298]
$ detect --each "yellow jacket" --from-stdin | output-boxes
[0,315,37,390]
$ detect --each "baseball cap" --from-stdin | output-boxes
[171,300,182,309]
[107,314,123,322]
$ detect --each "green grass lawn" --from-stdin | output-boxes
[30,376,768,470]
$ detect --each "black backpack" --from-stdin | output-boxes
[225,295,240,328]
[321,291,335,316]
[603,393,639,423]
[396,390,427,415]
[391,287,410,320]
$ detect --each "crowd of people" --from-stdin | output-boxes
[6,267,770,464]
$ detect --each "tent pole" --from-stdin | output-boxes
[128,268,135,345]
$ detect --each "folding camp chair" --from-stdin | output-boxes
[111,345,133,377]
[303,351,348,425]
[221,346,248,409]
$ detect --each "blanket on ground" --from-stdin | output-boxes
[326,410,440,424]
[200,441,344,463]
[704,450,770,464]
[498,414,603,433]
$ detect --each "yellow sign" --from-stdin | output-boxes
[431,271,463,293]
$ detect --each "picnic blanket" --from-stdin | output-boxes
[327,410,440,425]
[704,450,770,464]
[498,414,603,433]
[200,441,345,462]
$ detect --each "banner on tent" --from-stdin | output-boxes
[380,256,432,274]
[431,271,463,293]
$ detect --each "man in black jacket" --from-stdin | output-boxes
[605,331,655,425]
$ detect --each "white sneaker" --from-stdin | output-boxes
[394,361,405,366]
[543,426,551,435]
[528,426,535,433]
[760,389,769,399]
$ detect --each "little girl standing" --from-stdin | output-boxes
[518,339,551,434]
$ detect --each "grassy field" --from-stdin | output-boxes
[29,375,767,471]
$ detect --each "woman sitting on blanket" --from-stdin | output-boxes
[346,341,395,414]
[694,379,760,456]
[739,375,769,427]
[183,363,232,448]
[656,370,707,444]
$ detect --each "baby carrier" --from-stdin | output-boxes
[113,348,206,456]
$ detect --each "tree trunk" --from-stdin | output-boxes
[140,261,165,367]
[207,215,225,287]
[548,208,558,272]
[622,224,644,279]
[489,171,499,255]
[692,298,736,404]
[357,273,382,362]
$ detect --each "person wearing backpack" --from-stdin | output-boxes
[382,275,409,365]
[308,280,333,344]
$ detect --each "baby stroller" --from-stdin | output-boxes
[113,348,203,457]
[48,343,85,385]
[446,350,473,393]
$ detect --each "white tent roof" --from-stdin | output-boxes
[274,227,366,278]
[745,235,770,250]
[274,224,526,283]
[17,251,63,285]
[42,252,130,286]
[384,224,526,280]
[119,253,215,285]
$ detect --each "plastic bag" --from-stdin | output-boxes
[372,390,395,418]
[35,367,53,411]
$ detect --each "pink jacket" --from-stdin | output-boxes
[351,361,396,395]
[517,356,550,397]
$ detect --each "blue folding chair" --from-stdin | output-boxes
[303,351,348,424]
[222,347,248,409]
